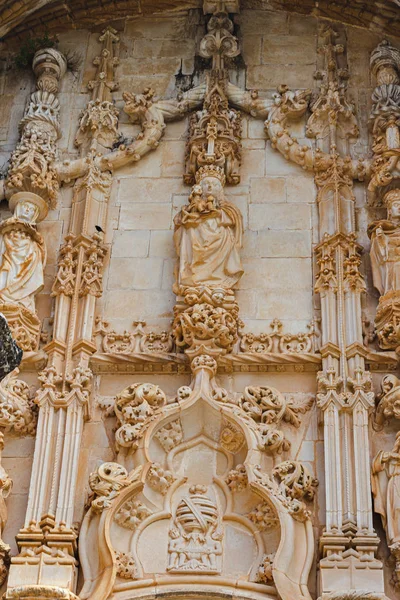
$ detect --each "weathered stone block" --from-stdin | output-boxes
[119,203,172,230]
[250,177,286,203]
[249,203,311,231]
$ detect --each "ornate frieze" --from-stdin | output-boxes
[94,318,173,354]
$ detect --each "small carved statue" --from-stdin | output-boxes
[0,193,47,312]
[368,189,400,296]
[0,432,12,585]
[174,165,243,290]
[372,431,400,547]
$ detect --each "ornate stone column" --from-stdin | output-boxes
[4,34,113,599]
[367,41,400,351]
[308,28,382,597]
[1,48,67,354]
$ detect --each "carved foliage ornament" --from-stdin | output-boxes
[114,383,166,452]
[88,462,130,512]
[238,385,313,455]
[254,461,318,522]
[173,286,240,355]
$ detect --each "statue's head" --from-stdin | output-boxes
[9,192,48,223]
[195,165,226,203]
[15,201,40,223]
[384,189,400,222]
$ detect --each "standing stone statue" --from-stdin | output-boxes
[372,431,400,546]
[368,189,400,296]
[173,165,243,290]
[0,193,47,312]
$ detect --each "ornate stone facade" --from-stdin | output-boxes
[0,3,398,600]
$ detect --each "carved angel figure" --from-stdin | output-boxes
[368,189,400,296]
[372,431,400,545]
[0,194,47,312]
[174,166,243,290]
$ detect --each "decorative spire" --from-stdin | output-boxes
[75,27,120,151]
[307,25,358,153]
[184,1,242,185]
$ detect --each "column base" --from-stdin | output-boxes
[5,586,79,599]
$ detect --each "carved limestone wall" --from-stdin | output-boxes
[0,5,398,600]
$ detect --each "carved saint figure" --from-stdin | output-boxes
[372,431,400,545]
[368,189,400,296]
[0,194,47,312]
[174,166,243,290]
[167,485,223,573]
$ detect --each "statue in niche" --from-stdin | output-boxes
[372,431,400,546]
[167,484,223,573]
[0,193,47,313]
[173,165,243,290]
[368,189,400,296]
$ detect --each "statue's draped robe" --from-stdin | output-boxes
[369,221,400,295]
[372,450,400,544]
[0,229,44,312]
[174,202,243,289]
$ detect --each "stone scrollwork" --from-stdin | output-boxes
[0,368,35,435]
[88,462,130,512]
[114,383,167,453]
[173,285,240,356]
[238,385,313,454]
[240,318,320,354]
[254,461,318,522]
[94,318,173,354]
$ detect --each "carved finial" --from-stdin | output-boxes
[370,40,400,85]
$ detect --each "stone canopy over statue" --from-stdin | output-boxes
[173,165,243,291]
